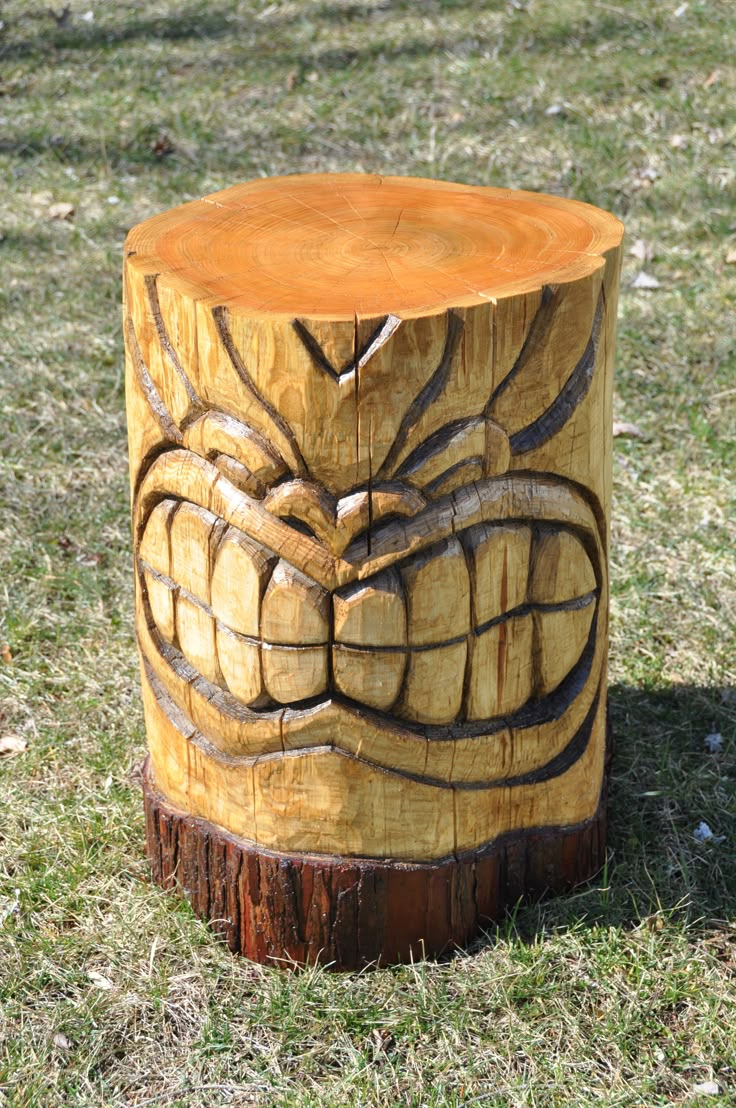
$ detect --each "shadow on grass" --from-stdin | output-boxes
[0,5,236,61]
[0,0,644,71]
[494,681,736,947]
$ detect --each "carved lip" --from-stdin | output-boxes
[133,454,607,784]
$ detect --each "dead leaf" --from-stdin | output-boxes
[371,1028,395,1056]
[48,201,74,221]
[613,420,648,440]
[151,133,174,157]
[87,969,113,990]
[75,551,103,567]
[725,248,736,265]
[0,889,20,926]
[0,733,28,756]
[703,69,720,89]
[53,1032,72,1051]
[631,271,661,290]
[692,1080,720,1095]
[1,643,12,664]
[629,239,653,262]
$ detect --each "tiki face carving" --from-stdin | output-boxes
[127,266,608,797]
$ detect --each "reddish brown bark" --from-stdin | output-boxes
[142,742,609,970]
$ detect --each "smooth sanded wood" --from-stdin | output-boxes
[124,173,623,967]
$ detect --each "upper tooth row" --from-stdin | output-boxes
[139,499,597,723]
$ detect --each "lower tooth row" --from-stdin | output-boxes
[144,568,594,721]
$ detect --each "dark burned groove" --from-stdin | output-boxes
[377,310,465,478]
[396,416,482,480]
[485,284,555,413]
[425,456,485,496]
[125,318,183,446]
[140,554,596,655]
[212,305,308,477]
[142,656,599,791]
[292,314,401,381]
[144,274,202,410]
[510,289,604,454]
[292,319,340,381]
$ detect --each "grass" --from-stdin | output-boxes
[0,0,735,1103]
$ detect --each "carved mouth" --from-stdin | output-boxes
[138,495,598,727]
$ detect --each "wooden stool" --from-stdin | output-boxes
[124,174,623,969]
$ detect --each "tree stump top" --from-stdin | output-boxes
[125,173,624,320]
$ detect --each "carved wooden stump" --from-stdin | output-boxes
[124,174,623,969]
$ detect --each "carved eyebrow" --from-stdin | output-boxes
[394,416,511,497]
[508,289,604,455]
[395,417,486,486]
[377,309,465,479]
[182,411,289,487]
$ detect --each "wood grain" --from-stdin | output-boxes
[125,173,623,967]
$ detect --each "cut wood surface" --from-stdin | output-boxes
[125,173,623,966]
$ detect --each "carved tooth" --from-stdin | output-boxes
[175,592,223,687]
[466,613,534,720]
[529,528,596,605]
[216,623,264,705]
[260,561,330,645]
[534,604,595,697]
[401,537,470,646]
[463,522,532,629]
[259,560,330,704]
[143,569,176,644]
[211,529,276,637]
[169,501,224,606]
[139,498,179,576]
[262,644,328,704]
[464,523,532,625]
[397,641,467,725]
[333,646,406,711]
[333,568,406,646]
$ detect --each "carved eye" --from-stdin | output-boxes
[182,410,289,498]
